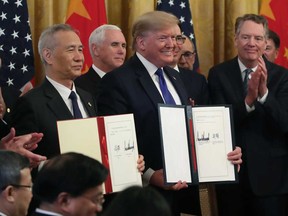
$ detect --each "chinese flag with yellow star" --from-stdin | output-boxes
[65,0,107,73]
[260,0,288,68]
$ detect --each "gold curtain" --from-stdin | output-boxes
[27,0,262,85]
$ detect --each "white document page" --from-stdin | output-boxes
[159,106,192,183]
[104,114,142,192]
[192,107,235,182]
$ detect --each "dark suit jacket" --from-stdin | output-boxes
[74,66,102,98]
[178,67,209,105]
[11,78,97,159]
[208,57,288,196]
[0,86,21,138]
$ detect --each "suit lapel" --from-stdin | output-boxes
[131,56,165,106]
[163,66,188,105]
[131,55,188,106]
[226,57,245,100]
[87,67,101,83]
[76,87,97,117]
[42,79,73,120]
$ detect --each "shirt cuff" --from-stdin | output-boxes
[245,102,255,112]
[257,89,268,104]
[38,160,46,171]
[142,168,155,186]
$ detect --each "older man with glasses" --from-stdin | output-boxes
[178,35,196,71]
[32,152,108,216]
[0,150,32,216]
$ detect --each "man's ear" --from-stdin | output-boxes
[2,186,16,203]
[92,43,100,57]
[234,35,238,48]
[136,36,146,51]
[57,192,73,212]
[42,48,53,65]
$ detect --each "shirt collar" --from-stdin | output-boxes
[173,65,180,72]
[237,58,257,73]
[136,52,158,77]
[35,208,63,216]
[46,76,76,100]
[92,64,107,78]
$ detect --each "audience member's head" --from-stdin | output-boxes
[170,24,186,68]
[264,29,280,63]
[89,24,126,72]
[0,150,32,216]
[102,186,172,216]
[178,35,196,70]
[132,11,182,68]
[38,24,84,86]
[234,14,268,68]
[33,152,108,216]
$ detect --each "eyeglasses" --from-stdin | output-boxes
[156,35,186,45]
[1,184,32,191]
[81,194,105,207]
[181,51,196,58]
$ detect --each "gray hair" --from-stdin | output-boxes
[0,150,30,190]
[235,14,269,39]
[88,24,121,56]
[132,11,179,50]
[38,24,77,64]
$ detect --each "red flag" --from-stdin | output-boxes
[260,0,288,68]
[65,0,107,73]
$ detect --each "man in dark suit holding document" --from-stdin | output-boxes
[97,11,242,215]
[11,24,98,160]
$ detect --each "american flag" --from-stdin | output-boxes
[156,0,200,71]
[0,0,35,89]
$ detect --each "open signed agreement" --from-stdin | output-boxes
[158,105,237,185]
[57,114,142,193]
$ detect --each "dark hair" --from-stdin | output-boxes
[33,152,108,203]
[0,150,30,190]
[268,29,280,49]
[102,186,172,216]
[235,14,268,38]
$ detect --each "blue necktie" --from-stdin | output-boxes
[155,68,176,104]
[243,68,253,95]
[69,91,83,119]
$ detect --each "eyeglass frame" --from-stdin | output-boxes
[1,184,33,191]
[80,194,105,207]
[181,51,196,58]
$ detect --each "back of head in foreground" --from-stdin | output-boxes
[102,186,172,216]
[33,152,108,215]
[0,150,31,216]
